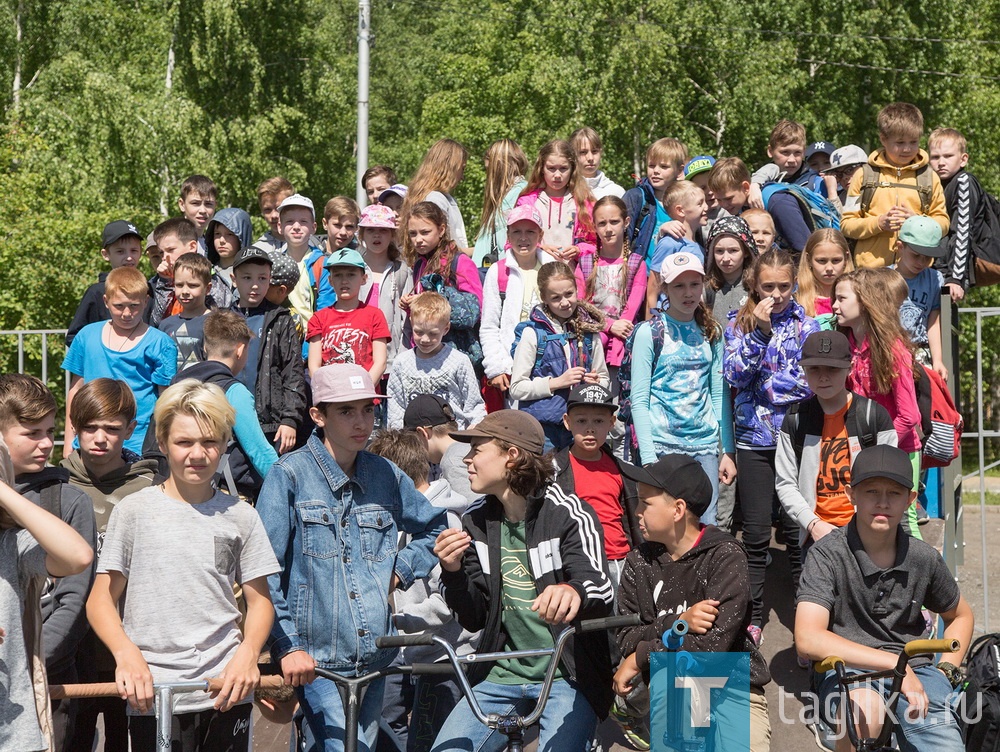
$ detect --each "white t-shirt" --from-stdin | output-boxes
[98,486,279,714]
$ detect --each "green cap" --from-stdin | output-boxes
[898,216,947,258]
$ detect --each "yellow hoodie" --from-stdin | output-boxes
[841,148,949,268]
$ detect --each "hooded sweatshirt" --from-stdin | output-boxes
[15,468,98,675]
[206,208,255,294]
[60,449,157,542]
[391,479,480,663]
[616,525,770,688]
[841,149,950,268]
[585,171,625,200]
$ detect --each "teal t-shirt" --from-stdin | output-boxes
[486,519,563,684]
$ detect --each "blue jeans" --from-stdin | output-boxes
[693,452,719,526]
[297,674,385,752]
[816,664,964,752]
[430,678,598,752]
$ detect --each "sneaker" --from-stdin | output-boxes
[610,701,650,751]
[916,501,930,525]
[747,624,763,647]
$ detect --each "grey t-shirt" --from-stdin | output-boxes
[98,486,279,713]
[797,519,961,668]
[0,529,48,751]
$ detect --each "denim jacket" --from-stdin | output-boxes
[257,434,446,674]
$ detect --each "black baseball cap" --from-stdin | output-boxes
[403,394,456,430]
[620,454,712,518]
[850,445,914,491]
[102,220,142,248]
[233,246,274,269]
[800,331,852,369]
[566,384,617,412]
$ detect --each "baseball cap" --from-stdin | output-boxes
[805,141,836,160]
[660,251,705,284]
[800,331,852,369]
[145,231,158,251]
[620,454,713,518]
[102,220,142,248]
[684,156,716,180]
[233,245,274,269]
[277,193,315,218]
[378,184,408,204]
[506,205,544,230]
[450,410,546,456]
[829,145,868,170]
[312,363,379,405]
[566,384,617,412]
[850,445,914,491]
[403,394,456,429]
[268,249,301,288]
[898,216,947,258]
[359,204,398,229]
[324,248,366,269]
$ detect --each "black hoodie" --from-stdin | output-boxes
[15,467,98,675]
[616,525,770,688]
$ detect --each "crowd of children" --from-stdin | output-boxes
[0,100,982,752]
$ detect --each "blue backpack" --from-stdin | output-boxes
[617,316,666,425]
[762,183,841,232]
[510,321,593,373]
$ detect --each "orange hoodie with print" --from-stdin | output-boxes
[840,148,950,268]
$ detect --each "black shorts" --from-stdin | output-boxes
[128,703,252,752]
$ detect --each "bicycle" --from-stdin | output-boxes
[377,613,640,752]
[814,637,961,751]
[51,675,285,752]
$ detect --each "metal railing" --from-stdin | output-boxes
[1,329,72,445]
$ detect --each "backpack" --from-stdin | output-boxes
[919,365,963,468]
[859,162,934,216]
[577,251,645,309]
[509,320,593,374]
[617,316,666,425]
[783,395,878,463]
[762,183,841,233]
[310,253,327,297]
[961,633,1000,751]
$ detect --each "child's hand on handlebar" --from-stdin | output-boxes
[678,599,720,634]
[613,653,641,696]
[213,644,261,712]
[115,644,155,714]
[531,583,581,625]
[434,529,471,572]
[280,649,316,687]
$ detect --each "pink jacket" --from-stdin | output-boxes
[516,189,597,257]
[846,333,921,452]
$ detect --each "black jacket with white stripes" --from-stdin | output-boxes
[439,483,615,718]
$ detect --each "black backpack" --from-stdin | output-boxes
[783,395,878,463]
[962,634,1000,751]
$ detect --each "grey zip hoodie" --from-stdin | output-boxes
[392,479,480,662]
[205,207,254,265]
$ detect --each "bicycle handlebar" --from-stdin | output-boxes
[814,637,962,674]
[375,614,641,650]
[50,675,286,700]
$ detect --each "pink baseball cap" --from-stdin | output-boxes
[506,205,543,229]
[312,364,379,405]
[659,251,705,283]
[359,204,398,229]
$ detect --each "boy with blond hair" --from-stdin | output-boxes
[277,194,325,329]
[387,292,485,430]
[710,157,814,254]
[748,119,817,195]
[158,252,213,370]
[928,126,1000,297]
[177,174,217,250]
[63,266,177,453]
[256,176,296,253]
[841,102,950,268]
[624,137,689,260]
[66,220,143,346]
[646,180,709,311]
